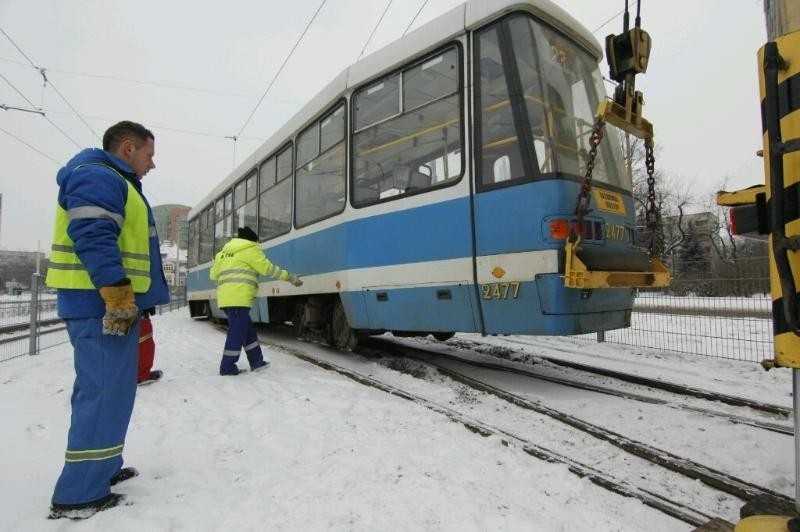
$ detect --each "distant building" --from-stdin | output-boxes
[0,249,46,294]
[159,240,187,292]
[662,212,718,257]
[661,211,721,278]
[152,204,190,248]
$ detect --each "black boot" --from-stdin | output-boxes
[110,466,139,486]
[49,493,125,520]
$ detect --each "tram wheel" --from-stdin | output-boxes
[330,300,358,351]
[432,332,455,342]
[293,301,308,339]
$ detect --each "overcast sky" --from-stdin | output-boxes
[0,0,766,252]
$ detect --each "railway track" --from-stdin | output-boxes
[231,324,793,526]
[447,336,792,417]
[0,319,65,346]
[280,344,717,527]
[0,318,63,336]
[358,339,792,505]
[378,338,793,435]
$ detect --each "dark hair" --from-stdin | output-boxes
[237,226,258,242]
[102,121,154,151]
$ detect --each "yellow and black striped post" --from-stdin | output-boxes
[761,30,800,370]
[735,3,800,530]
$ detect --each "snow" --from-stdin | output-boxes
[0,309,794,531]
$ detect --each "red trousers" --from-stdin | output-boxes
[137,314,155,383]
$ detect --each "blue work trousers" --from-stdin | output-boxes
[220,307,264,373]
[52,317,139,505]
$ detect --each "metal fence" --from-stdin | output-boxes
[595,256,773,363]
[0,274,187,362]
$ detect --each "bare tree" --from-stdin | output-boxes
[620,132,693,257]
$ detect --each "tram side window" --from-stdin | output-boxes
[259,157,276,192]
[234,170,258,235]
[352,47,462,207]
[354,75,399,130]
[277,145,292,181]
[296,103,346,227]
[188,217,199,268]
[234,177,247,211]
[198,207,214,264]
[258,145,292,241]
[475,26,529,187]
[214,191,233,253]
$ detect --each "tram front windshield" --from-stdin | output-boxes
[477,14,627,190]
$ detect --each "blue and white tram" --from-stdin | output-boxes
[186,0,659,349]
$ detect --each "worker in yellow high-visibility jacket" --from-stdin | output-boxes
[210,226,302,375]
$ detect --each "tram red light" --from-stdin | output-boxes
[549,220,570,239]
[729,203,766,236]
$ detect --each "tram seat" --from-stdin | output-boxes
[394,166,431,192]
[406,169,431,191]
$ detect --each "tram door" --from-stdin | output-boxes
[470,19,557,335]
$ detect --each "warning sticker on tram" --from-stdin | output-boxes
[592,189,626,215]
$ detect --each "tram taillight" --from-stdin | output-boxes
[729,203,767,236]
[717,185,768,237]
[549,220,571,239]
[549,219,602,241]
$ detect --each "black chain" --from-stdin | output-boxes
[571,118,606,242]
[644,139,661,257]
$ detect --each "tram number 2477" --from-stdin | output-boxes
[480,281,521,300]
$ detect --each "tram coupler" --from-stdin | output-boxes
[563,238,670,289]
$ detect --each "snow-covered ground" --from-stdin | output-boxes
[0,310,793,531]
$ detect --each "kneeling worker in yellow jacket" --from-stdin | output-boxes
[210,226,302,375]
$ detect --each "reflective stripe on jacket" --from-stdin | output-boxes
[46,164,152,293]
[210,237,290,308]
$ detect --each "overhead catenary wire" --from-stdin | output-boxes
[0,24,100,142]
[402,0,429,37]
[0,125,61,165]
[358,0,395,60]
[40,107,265,142]
[592,9,625,34]
[235,0,328,139]
[0,56,304,105]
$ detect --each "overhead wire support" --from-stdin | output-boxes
[235,0,328,139]
[359,0,395,60]
[0,70,82,149]
[37,66,47,109]
[1,103,45,115]
[224,135,238,170]
[0,24,100,142]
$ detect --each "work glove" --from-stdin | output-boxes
[99,280,139,335]
[287,273,303,287]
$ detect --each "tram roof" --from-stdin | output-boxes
[190,0,601,218]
